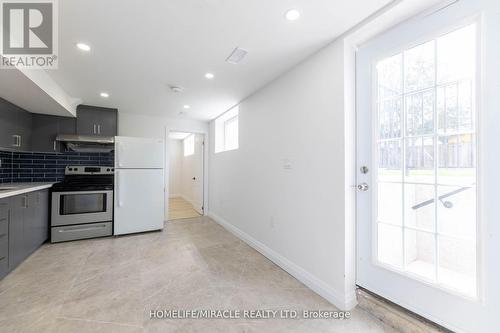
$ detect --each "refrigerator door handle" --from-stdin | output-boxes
[116,171,124,207]
[116,142,124,167]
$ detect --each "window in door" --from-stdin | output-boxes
[375,24,477,297]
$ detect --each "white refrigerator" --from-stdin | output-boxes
[114,136,165,235]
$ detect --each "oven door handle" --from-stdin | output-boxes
[58,225,107,233]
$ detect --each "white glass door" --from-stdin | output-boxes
[375,23,477,297]
[355,1,499,332]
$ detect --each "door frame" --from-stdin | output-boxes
[164,129,209,220]
[350,1,492,332]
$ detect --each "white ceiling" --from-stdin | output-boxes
[48,0,391,121]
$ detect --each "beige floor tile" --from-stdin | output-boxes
[0,216,396,332]
[168,197,201,220]
[52,318,144,333]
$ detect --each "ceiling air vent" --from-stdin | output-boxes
[226,47,248,64]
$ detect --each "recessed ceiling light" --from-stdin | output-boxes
[183,105,190,109]
[76,43,91,51]
[285,9,301,21]
[205,73,215,79]
[100,92,109,98]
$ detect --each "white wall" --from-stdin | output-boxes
[118,113,208,139]
[168,139,182,197]
[208,39,354,309]
[118,112,209,218]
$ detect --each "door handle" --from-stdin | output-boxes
[357,183,369,192]
[12,135,20,147]
[117,143,123,167]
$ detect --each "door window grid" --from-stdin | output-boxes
[375,24,477,297]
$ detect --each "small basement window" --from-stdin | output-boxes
[215,106,239,153]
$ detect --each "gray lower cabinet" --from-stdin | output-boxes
[2,190,49,279]
[0,199,9,278]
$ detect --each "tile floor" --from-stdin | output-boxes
[0,216,395,332]
[168,197,201,220]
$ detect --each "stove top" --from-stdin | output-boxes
[52,166,114,192]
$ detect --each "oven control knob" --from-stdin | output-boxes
[107,168,110,171]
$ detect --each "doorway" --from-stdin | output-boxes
[355,2,488,332]
[167,131,205,220]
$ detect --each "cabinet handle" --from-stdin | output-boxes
[97,125,101,134]
[12,135,20,147]
[93,124,97,134]
[53,140,57,151]
[22,195,28,208]
[19,135,21,147]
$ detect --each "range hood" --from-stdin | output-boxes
[56,134,115,153]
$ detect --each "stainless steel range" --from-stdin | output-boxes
[51,166,114,243]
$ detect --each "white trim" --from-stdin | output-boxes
[165,129,209,219]
[207,211,357,311]
[180,194,203,215]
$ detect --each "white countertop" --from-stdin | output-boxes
[0,183,55,199]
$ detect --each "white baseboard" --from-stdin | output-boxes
[207,211,357,311]
[180,194,203,215]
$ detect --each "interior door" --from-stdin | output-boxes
[356,1,497,332]
[191,134,204,214]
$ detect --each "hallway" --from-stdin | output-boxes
[168,197,201,220]
[0,216,394,332]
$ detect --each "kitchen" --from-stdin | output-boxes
[0,99,165,278]
[1,0,499,332]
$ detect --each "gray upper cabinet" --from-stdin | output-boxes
[0,100,18,149]
[0,98,117,153]
[32,114,76,152]
[0,98,32,151]
[77,105,117,137]
[16,110,33,151]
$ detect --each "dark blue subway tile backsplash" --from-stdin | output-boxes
[0,150,114,183]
